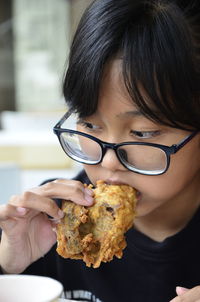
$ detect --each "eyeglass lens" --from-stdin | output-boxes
[117,145,167,173]
[60,132,168,173]
[60,132,102,163]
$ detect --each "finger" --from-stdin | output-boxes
[0,204,29,231]
[0,204,28,221]
[9,193,64,219]
[30,180,94,206]
[48,180,94,204]
[176,287,189,296]
[170,286,200,302]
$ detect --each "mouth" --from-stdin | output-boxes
[105,180,127,186]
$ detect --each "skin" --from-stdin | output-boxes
[0,181,94,274]
[82,60,200,242]
[0,59,199,300]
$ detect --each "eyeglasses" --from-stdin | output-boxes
[53,110,198,176]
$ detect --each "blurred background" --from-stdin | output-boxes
[0,0,93,203]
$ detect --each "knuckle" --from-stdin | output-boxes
[0,204,13,220]
[8,194,21,206]
[21,191,33,204]
[42,182,54,194]
[9,194,19,202]
[44,202,52,213]
[46,199,57,213]
[52,179,60,184]
[74,181,84,192]
[76,180,84,187]
[22,191,32,199]
[52,178,65,184]
[9,191,34,208]
[74,187,84,197]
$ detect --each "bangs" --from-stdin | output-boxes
[121,2,199,130]
[64,0,200,130]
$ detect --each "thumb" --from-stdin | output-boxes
[176,286,189,296]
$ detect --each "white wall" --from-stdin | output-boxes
[71,0,93,35]
[13,0,71,111]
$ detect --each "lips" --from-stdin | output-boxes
[104,180,128,186]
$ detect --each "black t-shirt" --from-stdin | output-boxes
[21,170,200,302]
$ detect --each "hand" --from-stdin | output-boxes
[0,179,94,274]
[170,286,200,301]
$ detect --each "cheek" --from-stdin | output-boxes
[83,164,99,185]
[139,174,184,200]
[138,145,200,201]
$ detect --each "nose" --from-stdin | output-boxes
[100,148,126,171]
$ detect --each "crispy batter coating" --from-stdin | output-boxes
[56,180,137,268]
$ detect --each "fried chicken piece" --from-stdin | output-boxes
[56,180,137,268]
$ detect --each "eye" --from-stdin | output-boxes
[82,122,95,129]
[77,120,101,131]
[131,130,161,139]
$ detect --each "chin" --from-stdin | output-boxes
[134,196,160,218]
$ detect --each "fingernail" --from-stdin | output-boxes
[84,188,94,196]
[50,218,61,224]
[17,207,27,215]
[58,209,64,218]
[84,194,94,205]
[176,286,189,295]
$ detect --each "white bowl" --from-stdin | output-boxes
[0,275,63,302]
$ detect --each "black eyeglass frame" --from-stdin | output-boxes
[53,110,199,176]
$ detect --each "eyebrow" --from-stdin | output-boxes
[116,110,144,118]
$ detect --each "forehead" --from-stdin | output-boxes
[97,59,147,118]
[98,60,134,110]
[99,59,130,101]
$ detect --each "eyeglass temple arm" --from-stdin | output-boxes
[54,108,73,128]
[172,131,198,154]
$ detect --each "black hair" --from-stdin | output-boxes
[63,0,200,131]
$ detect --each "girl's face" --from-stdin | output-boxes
[78,59,200,226]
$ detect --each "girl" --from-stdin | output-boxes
[0,0,199,301]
